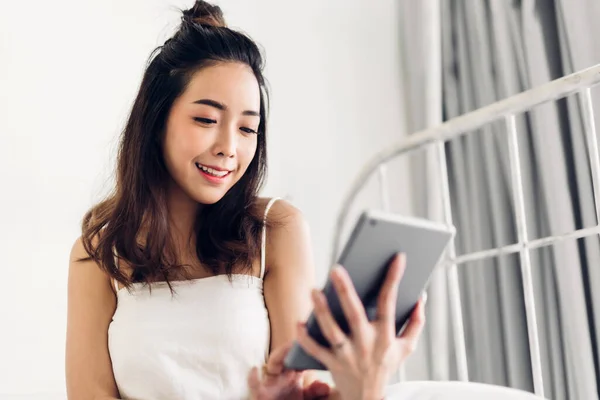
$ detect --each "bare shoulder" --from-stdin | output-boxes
[68,235,114,294]
[256,197,307,227]
[257,198,313,272]
[69,235,92,262]
[69,235,103,271]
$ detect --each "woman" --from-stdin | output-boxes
[65,1,425,399]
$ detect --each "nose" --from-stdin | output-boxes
[213,123,237,158]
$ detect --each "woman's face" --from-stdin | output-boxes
[163,62,261,205]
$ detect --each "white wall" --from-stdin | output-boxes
[0,0,408,396]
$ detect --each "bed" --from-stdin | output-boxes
[332,64,600,400]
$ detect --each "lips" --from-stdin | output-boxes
[195,163,232,179]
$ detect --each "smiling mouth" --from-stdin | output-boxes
[195,163,231,178]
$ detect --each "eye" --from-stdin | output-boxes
[240,127,258,134]
[193,117,217,125]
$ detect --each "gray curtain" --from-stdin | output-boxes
[399,1,600,399]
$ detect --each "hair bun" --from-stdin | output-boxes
[182,0,226,28]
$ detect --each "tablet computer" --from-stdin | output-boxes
[283,209,455,371]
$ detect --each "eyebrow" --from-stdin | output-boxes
[192,99,260,117]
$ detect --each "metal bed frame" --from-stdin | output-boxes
[331,63,600,398]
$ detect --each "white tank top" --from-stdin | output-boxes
[108,198,279,400]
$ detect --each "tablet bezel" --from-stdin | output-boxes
[283,210,455,371]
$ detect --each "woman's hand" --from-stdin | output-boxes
[296,254,426,400]
[248,343,331,400]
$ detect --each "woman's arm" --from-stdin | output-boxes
[248,199,332,399]
[262,199,328,392]
[65,237,120,400]
[262,200,315,351]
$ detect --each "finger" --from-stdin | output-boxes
[282,370,300,385]
[401,297,426,340]
[376,253,406,329]
[397,298,426,354]
[247,366,261,396]
[330,266,369,339]
[296,322,336,368]
[265,342,293,375]
[310,289,348,350]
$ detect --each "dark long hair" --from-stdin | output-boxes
[80,1,269,290]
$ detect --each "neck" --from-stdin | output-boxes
[165,180,202,252]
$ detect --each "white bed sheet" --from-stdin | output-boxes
[385,381,546,400]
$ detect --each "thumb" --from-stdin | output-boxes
[265,342,293,375]
[247,366,261,398]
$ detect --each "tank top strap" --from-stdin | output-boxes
[260,197,281,280]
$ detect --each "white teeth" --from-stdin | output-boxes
[197,164,228,177]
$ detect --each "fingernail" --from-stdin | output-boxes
[333,265,346,274]
[330,266,341,280]
[317,289,328,302]
[332,266,347,283]
[311,289,320,302]
[422,292,428,305]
